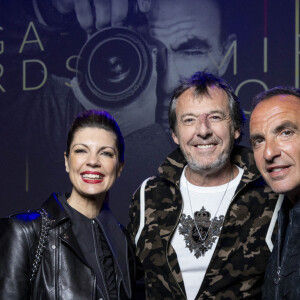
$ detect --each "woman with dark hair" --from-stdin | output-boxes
[0,110,135,299]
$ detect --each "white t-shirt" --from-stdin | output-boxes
[171,165,244,300]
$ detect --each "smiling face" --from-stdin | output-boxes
[147,0,234,129]
[250,95,300,202]
[172,86,240,184]
[65,127,123,202]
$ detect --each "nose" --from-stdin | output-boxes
[195,115,213,138]
[86,152,100,167]
[263,138,281,162]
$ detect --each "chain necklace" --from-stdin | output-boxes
[182,166,233,257]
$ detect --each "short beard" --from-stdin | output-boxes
[182,130,235,172]
[186,150,231,172]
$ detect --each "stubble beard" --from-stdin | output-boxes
[182,132,235,173]
[185,150,230,172]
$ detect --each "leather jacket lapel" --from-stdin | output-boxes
[42,193,87,264]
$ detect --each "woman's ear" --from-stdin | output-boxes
[117,162,124,178]
[64,152,70,173]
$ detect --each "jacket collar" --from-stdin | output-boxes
[158,145,261,186]
[42,193,132,299]
[279,197,300,229]
[42,193,69,225]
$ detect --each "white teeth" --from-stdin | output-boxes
[82,174,102,179]
[196,144,214,149]
[272,168,283,172]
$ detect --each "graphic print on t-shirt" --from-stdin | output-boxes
[179,207,224,258]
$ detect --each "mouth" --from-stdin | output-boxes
[266,165,291,178]
[195,144,215,149]
[81,171,104,183]
[191,141,218,152]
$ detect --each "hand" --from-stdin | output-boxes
[52,0,129,34]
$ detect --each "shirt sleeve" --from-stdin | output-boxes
[0,217,32,299]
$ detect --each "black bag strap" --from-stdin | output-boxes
[29,208,51,285]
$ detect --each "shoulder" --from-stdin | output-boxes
[232,145,259,175]
[0,210,41,236]
[0,211,42,254]
[133,176,171,198]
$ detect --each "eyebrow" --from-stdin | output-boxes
[72,144,117,152]
[172,37,211,52]
[180,111,226,119]
[250,121,298,144]
[249,134,263,145]
[188,110,226,115]
[272,121,298,134]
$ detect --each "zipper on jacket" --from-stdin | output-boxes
[274,266,280,300]
[273,206,283,300]
[92,220,110,300]
[273,209,293,300]
[274,266,281,284]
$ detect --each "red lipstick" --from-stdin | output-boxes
[80,171,104,184]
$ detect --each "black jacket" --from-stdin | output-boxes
[263,198,300,300]
[0,193,135,300]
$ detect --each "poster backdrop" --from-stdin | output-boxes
[0,0,298,224]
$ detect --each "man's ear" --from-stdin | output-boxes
[172,131,179,145]
[64,152,70,173]
[217,33,237,76]
[234,129,241,140]
[137,0,151,13]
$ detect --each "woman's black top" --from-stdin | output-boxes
[62,195,117,300]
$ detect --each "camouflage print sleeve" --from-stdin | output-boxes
[127,185,142,249]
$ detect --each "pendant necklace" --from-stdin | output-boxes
[179,166,233,258]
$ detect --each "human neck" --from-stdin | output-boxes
[67,192,105,219]
[185,163,236,187]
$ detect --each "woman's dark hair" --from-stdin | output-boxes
[66,110,125,163]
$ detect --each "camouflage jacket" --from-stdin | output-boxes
[127,146,279,300]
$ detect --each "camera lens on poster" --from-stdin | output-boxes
[76,27,152,108]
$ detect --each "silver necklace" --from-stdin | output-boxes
[181,166,233,257]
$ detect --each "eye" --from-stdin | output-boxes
[180,116,197,126]
[209,114,223,122]
[74,148,87,153]
[281,129,294,137]
[100,150,115,158]
[179,49,210,57]
[251,138,264,149]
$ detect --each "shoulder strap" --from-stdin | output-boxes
[29,208,51,285]
[134,177,150,246]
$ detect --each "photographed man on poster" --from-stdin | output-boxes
[0,0,237,224]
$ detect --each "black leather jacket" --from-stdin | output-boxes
[0,193,135,300]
